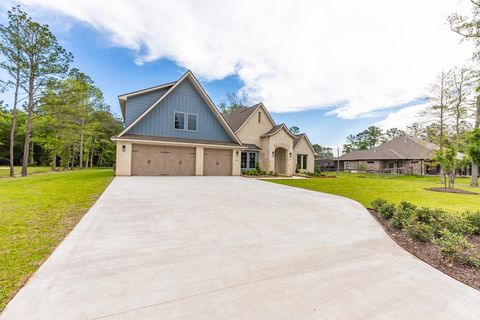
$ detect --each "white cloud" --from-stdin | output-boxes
[375,103,428,130]
[11,0,474,118]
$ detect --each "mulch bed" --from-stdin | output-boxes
[424,187,479,195]
[368,209,480,291]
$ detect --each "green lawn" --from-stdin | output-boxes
[0,166,52,178]
[267,174,480,213]
[0,169,114,310]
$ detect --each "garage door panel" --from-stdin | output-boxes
[131,144,195,176]
[204,148,232,176]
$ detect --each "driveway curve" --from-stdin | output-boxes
[2,177,480,320]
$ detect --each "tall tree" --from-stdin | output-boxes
[466,128,480,187]
[0,7,28,177]
[449,66,473,148]
[18,12,73,176]
[449,2,480,186]
[422,71,452,150]
[289,126,300,135]
[384,128,406,141]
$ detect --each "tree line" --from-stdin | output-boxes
[0,7,123,177]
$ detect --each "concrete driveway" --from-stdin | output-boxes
[2,177,480,319]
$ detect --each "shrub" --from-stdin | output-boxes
[390,201,416,229]
[371,198,388,212]
[405,220,433,242]
[466,211,480,235]
[433,230,480,267]
[378,203,396,220]
[437,211,475,236]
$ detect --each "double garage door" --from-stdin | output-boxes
[131,144,232,176]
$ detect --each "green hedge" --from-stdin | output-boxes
[371,198,480,267]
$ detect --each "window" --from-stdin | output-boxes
[241,152,247,168]
[258,111,261,123]
[187,113,197,131]
[367,161,374,164]
[174,112,185,130]
[297,154,307,170]
[249,153,256,168]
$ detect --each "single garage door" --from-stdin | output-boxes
[131,144,195,176]
[204,148,232,176]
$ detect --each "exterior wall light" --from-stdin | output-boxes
[272,151,275,156]
[236,150,239,156]
[122,145,126,152]
[289,152,292,158]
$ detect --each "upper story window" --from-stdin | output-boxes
[258,111,261,123]
[174,112,185,130]
[187,113,198,131]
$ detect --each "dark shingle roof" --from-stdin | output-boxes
[339,136,440,161]
[223,103,262,132]
[293,133,306,148]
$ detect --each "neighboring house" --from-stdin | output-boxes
[224,104,315,175]
[112,71,243,176]
[112,70,316,176]
[338,135,463,175]
[315,158,337,172]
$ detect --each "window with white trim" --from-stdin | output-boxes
[297,154,308,170]
[187,113,198,131]
[174,112,185,130]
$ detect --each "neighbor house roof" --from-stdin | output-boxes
[338,135,463,161]
[223,102,276,132]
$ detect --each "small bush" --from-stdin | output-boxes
[390,201,417,229]
[466,211,480,235]
[437,211,475,236]
[378,203,396,220]
[433,230,480,267]
[371,198,388,212]
[405,220,433,242]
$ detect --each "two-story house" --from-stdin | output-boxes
[112,71,315,176]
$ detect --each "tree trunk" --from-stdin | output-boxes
[471,96,480,187]
[29,140,34,165]
[52,152,57,171]
[9,66,21,177]
[21,71,35,177]
[79,131,84,169]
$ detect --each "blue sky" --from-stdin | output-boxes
[0,1,473,148]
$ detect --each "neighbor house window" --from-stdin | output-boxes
[187,113,198,131]
[174,112,185,130]
[258,112,261,123]
[367,161,374,164]
[297,154,308,170]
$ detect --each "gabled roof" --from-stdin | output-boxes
[293,133,317,155]
[118,82,176,120]
[223,102,275,132]
[338,135,462,161]
[260,123,297,139]
[117,70,242,145]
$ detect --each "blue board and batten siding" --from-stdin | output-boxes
[126,78,233,142]
[124,88,169,126]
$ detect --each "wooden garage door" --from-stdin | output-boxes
[204,148,232,176]
[131,144,195,176]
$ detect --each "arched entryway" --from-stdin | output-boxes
[274,147,287,174]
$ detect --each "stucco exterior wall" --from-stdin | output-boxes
[236,105,275,149]
[293,137,315,172]
[115,141,132,176]
[232,148,242,176]
[262,128,294,176]
[195,147,204,176]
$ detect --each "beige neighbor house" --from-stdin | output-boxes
[224,104,316,175]
[338,135,463,175]
[112,70,315,176]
